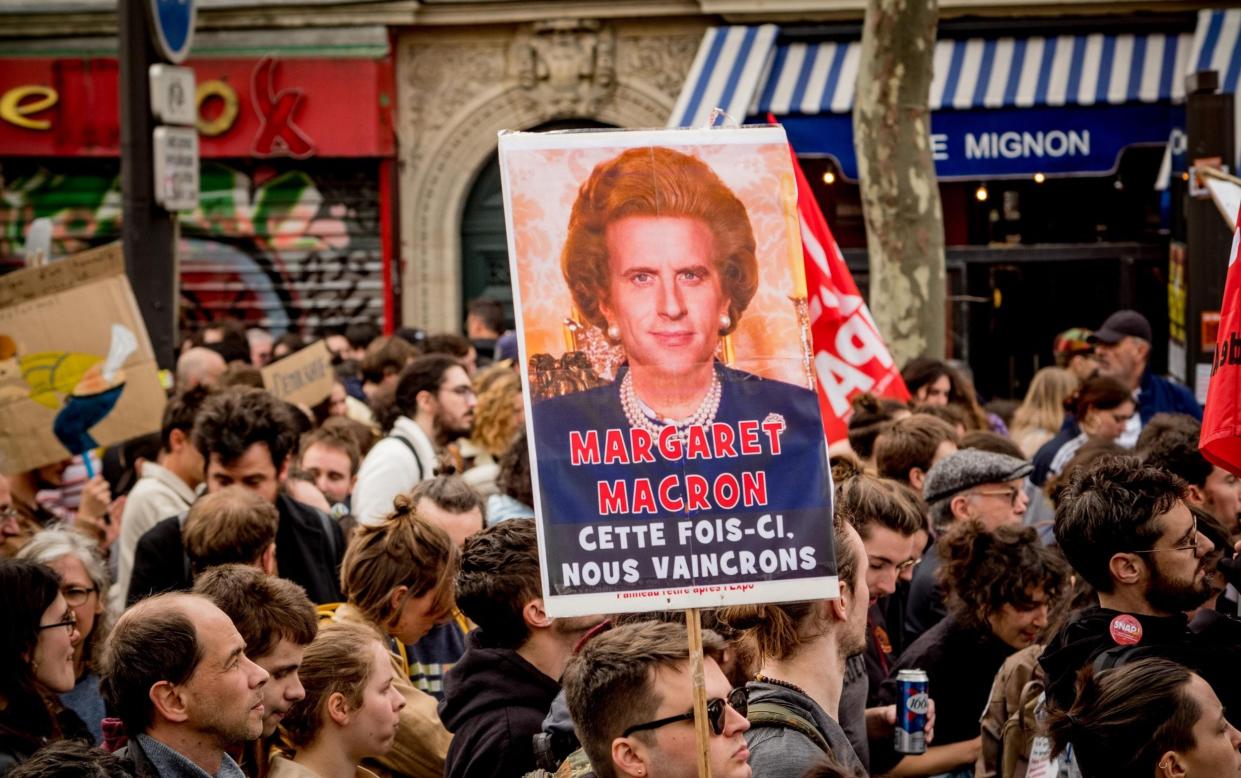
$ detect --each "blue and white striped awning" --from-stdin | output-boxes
[1190,9,1241,93]
[669,25,1195,127]
[757,32,1193,116]
[667,25,778,128]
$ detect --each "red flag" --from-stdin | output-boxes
[1201,206,1241,474]
[788,147,910,444]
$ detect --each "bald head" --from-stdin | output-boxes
[101,593,215,733]
[177,347,227,390]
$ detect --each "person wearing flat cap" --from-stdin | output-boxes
[1090,309,1201,448]
[904,449,1033,645]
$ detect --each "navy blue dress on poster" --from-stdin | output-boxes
[531,362,834,598]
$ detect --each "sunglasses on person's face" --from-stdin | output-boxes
[622,686,748,738]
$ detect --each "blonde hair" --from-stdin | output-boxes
[340,494,459,628]
[279,621,383,747]
[1011,368,1079,437]
[470,366,522,456]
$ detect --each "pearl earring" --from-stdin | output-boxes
[607,324,621,341]
[719,313,731,332]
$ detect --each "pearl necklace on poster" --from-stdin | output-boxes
[619,368,722,445]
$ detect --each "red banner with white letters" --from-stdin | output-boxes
[788,147,910,444]
[1201,205,1241,475]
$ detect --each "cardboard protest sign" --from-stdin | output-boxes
[500,126,837,616]
[0,242,166,473]
[262,340,334,408]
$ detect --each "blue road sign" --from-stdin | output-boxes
[148,0,196,64]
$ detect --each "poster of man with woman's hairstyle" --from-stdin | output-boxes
[499,126,836,616]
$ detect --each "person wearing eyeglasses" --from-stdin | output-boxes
[1041,456,1232,716]
[879,521,1067,777]
[353,355,477,529]
[16,529,110,746]
[0,558,86,775]
[716,514,870,777]
[562,620,752,778]
[905,449,1033,647]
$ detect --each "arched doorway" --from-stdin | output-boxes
[459,119,613,328]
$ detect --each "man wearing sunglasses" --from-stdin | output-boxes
[905,449,1032,645]
[563,620,751,778]
[1041,456,1241,718]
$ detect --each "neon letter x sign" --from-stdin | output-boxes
[250,57,315,159]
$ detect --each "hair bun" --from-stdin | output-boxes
[851,392,881,415]
[830,453,864,484]
[715,604,767,632]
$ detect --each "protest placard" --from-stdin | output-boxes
[500,126,837,616]
[261,339,334,408]
[0,242,166,472]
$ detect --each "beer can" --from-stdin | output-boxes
[894,669,929,755]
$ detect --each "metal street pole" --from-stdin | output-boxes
[119,0,178,370]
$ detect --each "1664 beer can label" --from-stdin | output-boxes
[895,669,929,754]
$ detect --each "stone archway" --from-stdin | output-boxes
[395,20,703,330]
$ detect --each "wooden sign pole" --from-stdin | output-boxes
[686,608,712,778]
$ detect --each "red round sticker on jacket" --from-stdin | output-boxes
[1109,614,1143,646]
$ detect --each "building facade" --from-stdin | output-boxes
[1,0,1235,396]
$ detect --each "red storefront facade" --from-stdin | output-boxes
[0,54,397,334]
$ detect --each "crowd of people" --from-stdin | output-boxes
[1,301,1239,778]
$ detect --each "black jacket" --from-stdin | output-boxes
[903,545,947,646]
[0,708,91,777]
[1039,607,1198,712]
[438,631,560,778]
[0,729,36,777]
[1038,605,1241,717]
[127,493,345,605]
[881,616,1015,748]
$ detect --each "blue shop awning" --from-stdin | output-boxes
[670,24,1201,180]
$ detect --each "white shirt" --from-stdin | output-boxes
[111,461,197,616]
[352,416,438,527]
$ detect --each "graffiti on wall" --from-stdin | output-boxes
[0,160,383,334]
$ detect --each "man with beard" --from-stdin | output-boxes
[1040,455,1240,716]
[100,593,270,778]
[353,355,477,527]
[439,519,603,778]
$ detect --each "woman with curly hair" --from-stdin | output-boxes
[272,621,407,778]
[16,529,110,745]
[460,366,523,496]
[0,559,87,775]
[1047,657,1241,778]
[878,522,1067,777]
